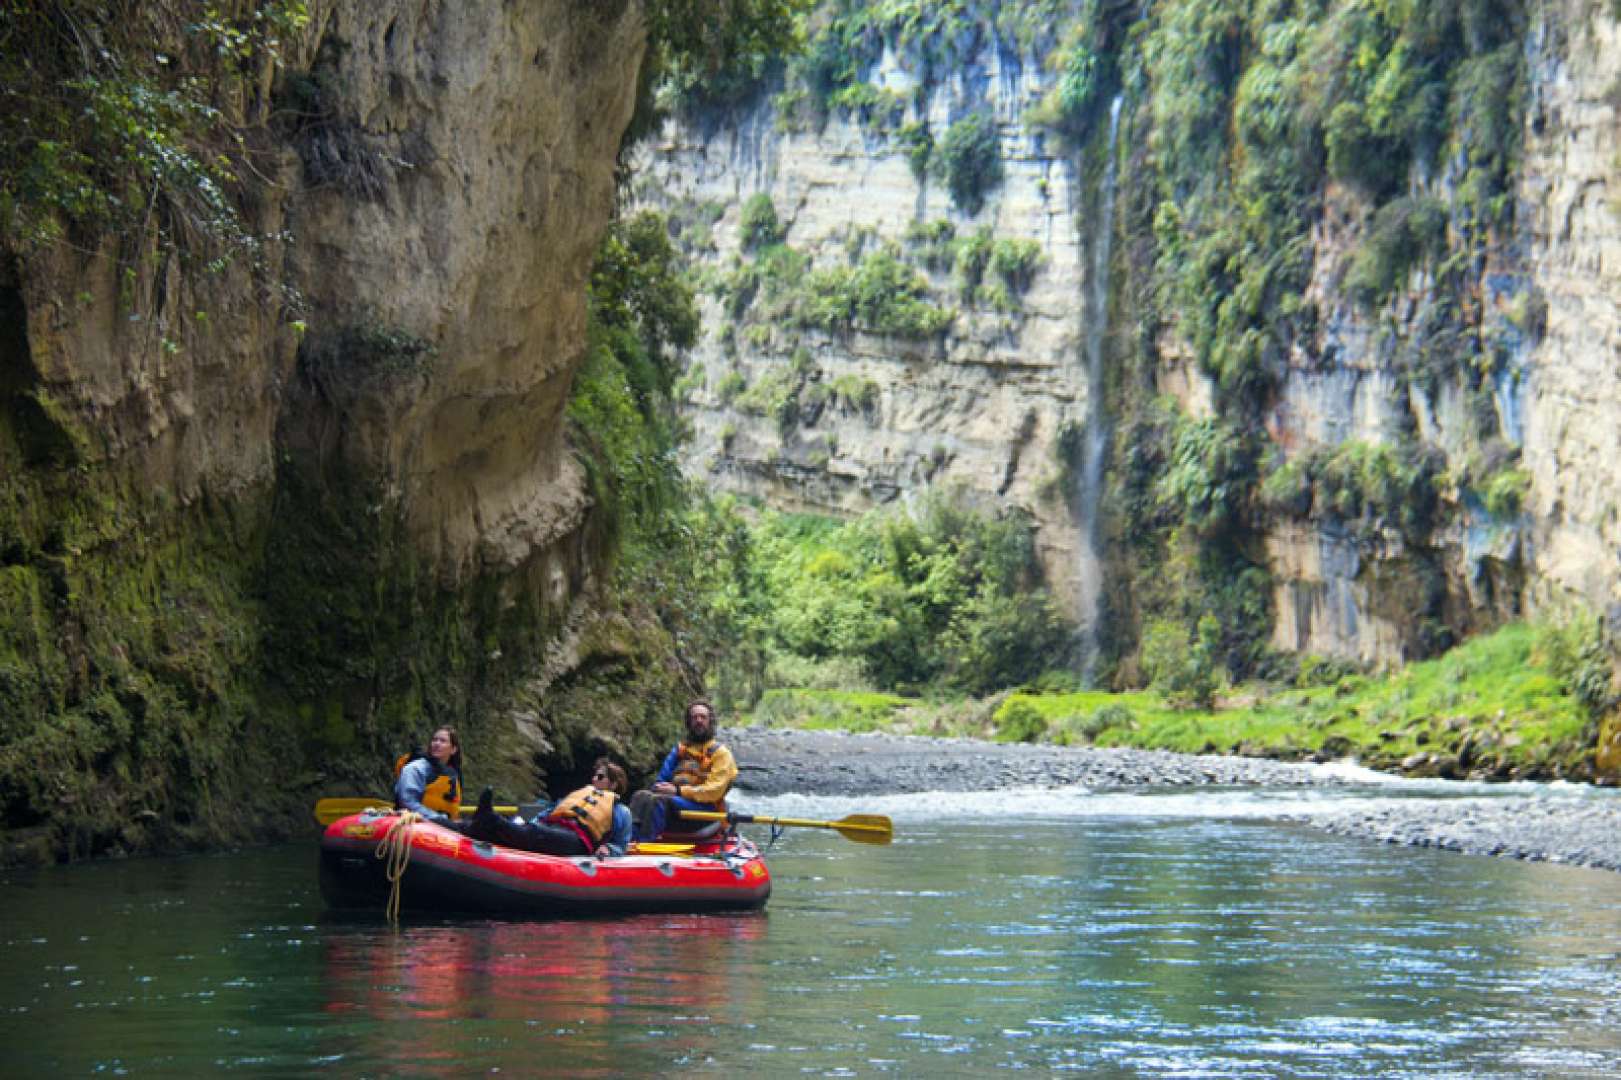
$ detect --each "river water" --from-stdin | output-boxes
[4,783,1620,1077]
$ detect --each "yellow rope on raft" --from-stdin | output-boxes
[375,811,421,922]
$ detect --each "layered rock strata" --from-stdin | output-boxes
[638,2,1621,672]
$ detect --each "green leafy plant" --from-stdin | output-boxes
[739,192,785,250]
[932,113,1003,215]
[1141,614,1222,710]
[897,121,934,180]
[993,699,1048,743]
[1480,466,1530,518]
[1346,197,1448,309]
[989,238,1044,293]
[1,1,309,274]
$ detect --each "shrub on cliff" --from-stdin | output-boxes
[794,247,953,338]
[0,1,307,274]
[1154,417,1258,538]
[571,210,699,555]
[1345,197,1448,309]
[739,193,785,250]
[932,114,1004,216]
[631,0,806,139]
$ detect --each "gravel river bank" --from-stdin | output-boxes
[726,727,1621,873]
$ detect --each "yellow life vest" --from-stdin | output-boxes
[670,740,729,810]
[394,753,462,819]
[671,741,716,788]
[549,785,616,843]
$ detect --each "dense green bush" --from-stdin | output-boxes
[932,113,1004,215]
[828,374,880,415]
[797,247,954,337]
[1259,440,1440,539]
[952,227,994,297]
[1346,197,1448,309]
[732,368,800,433]
[1325,102,1404,199]
[1141,614,1222,710]
[897,121,934,180]
[632,0,805,138]
[739,193,785,250]
[1481,467,1530,518]
[989,238,1044,292]
[1317,440,1441,537]
[699,494,1073,699]
[993,699,1048,743]
[1532,612,1614,717]
[904,217,957,271]
[1154,417,1258,537]
[1259,456,1314,517]
[569,210,699,553]
[1056,702,1132,745]
[0,1,308,270]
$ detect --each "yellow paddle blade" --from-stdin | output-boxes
[628,841,697,856]
[313,797,518,826]
[676,808,894,845]
[830,813,893,845]
[313,797,389,824]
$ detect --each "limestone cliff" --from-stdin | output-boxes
[0,0,655,863]
[635,0,1621,675]
[637,39,1100,624]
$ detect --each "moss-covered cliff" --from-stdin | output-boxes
[0,0,700,865]
[637,0,1621,697]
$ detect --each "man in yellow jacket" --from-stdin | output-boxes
[630,699,738,841]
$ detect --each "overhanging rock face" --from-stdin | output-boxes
[0,0,650,862]
[285,0,643,580]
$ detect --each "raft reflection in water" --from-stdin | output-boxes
[318,913,767,1073]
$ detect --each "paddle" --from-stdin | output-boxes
[676,808,893,845]
[629,841,697,856]
[313,797,519,826]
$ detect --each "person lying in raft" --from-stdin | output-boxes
[394,725,463,827]
[629,699,738,841]
[466,757,633,858]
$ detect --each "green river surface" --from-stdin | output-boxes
[3,783,1620,1077]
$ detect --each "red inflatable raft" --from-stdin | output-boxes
[319,810,771,917]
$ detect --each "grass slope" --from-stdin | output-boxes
[739,623,1600,781]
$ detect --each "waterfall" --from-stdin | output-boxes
[1074,94,1124,680]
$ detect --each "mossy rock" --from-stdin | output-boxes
[1598,714,1621,779]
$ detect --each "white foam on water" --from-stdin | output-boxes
[739,772,1621,826]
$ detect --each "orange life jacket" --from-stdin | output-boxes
[670,740,728,809]
[548,785,617,843]
[394,752,462,819]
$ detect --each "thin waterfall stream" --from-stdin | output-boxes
[1074,94,1125,678]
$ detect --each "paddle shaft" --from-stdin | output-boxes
[676,808,892,844]
[313,797,517,826]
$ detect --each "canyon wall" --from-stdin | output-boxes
[0,0,651,862]
[636,39,1103,626]
[636,0,1621,671]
